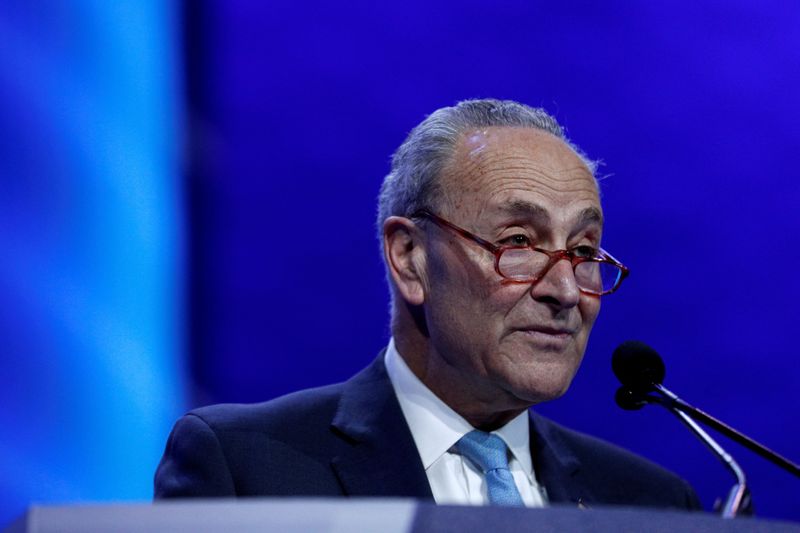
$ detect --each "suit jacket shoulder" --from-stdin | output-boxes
[154,381,343,498]
[154,354,432,499]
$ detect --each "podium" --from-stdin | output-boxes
[8,499,800,532]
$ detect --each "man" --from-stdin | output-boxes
[155,99,700,509]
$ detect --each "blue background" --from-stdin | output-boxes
[0,1,186,526]
[2,0,798,526]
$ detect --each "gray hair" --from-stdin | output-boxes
[376,98,597,240]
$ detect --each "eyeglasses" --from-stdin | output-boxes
[412,209,630,296]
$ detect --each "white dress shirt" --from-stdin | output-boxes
[384,338,547,506]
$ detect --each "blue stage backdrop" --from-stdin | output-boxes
[0,1,185,526]
[1,0,799,527]
[185,1,799,521]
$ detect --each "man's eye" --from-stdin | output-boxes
[501,234,532,247]
[572,245,598,258]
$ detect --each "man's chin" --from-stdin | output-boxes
[520,387,570,406]
[507,373,576,406]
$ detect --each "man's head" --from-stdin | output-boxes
[378,99,604,429]
[377,100,597,240]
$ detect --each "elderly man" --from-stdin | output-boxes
[155,99,700,509]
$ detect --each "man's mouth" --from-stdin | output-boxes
[520,326,576,336]
[517,327,577,344]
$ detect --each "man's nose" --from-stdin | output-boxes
[529,257,581,310]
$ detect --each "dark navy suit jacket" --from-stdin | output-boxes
[154,353,700,509]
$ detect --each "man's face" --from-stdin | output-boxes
[420,126,602,412]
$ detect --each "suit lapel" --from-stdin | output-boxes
[330,353,433,499]
[328,354,595,504]
[530,411,596,506]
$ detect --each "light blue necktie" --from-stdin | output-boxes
[457,430,525,506]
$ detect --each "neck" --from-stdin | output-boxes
[391,303,529,431]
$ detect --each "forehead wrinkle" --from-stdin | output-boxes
[477,164,592,183]
[460,153,596,192]
[470,147,591,175]
[483,175,599,197]
[476,178,602,225]
[463,175,600,227]
[440,129,598,215]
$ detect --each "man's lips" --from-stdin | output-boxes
[517,326,577,336]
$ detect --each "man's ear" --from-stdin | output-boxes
[383,216,427,306]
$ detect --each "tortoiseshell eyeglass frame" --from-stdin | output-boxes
[411,209,630,296]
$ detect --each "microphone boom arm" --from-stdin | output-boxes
[647,387,748,518]
[652,383,800,479]
[612,339,800,517]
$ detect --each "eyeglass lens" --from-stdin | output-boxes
[497,248,623,293]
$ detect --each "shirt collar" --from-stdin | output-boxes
[384,338,534,482]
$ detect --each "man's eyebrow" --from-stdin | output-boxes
[577,206,604,227]
[498,200,550,222]
[497,201,604,227]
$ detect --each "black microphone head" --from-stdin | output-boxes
[615,386,649,411]
[612,340,666,392]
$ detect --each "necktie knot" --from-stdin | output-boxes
[456,430,524,506]
[457,430,511,473]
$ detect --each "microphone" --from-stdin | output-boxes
[612,340,665,393]
[612,341,750,517]
[612,341,800,480]
[614,385,648,411]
